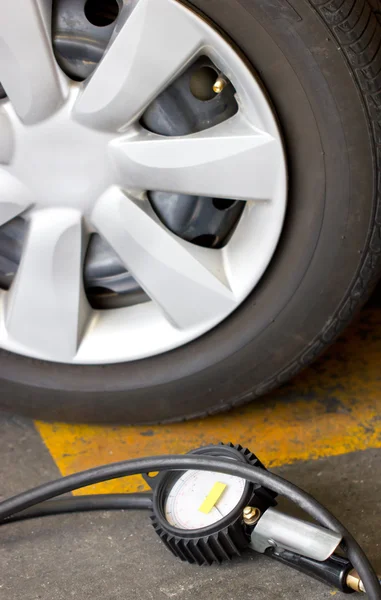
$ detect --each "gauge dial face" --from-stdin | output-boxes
[164,469,246,530]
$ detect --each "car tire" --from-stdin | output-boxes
[1,0,381,423]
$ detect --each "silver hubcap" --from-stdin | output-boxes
[0,0,286,364]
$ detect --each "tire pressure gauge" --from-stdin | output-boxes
[146,443,277,565]
[0,441,377,596]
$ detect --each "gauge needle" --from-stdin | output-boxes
[198,482,227,514]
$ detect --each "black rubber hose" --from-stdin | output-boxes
[1,493,153,524]
[0,455,379,599]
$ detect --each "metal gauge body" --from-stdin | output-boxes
[150,444,277,565]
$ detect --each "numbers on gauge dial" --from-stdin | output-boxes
[164,470,246,530]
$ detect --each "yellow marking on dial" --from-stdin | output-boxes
[198,482,227,514]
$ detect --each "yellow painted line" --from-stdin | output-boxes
[199,482,227,514]
[36,305,381,495]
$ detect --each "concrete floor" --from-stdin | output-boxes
[0,416,380,600]
[1,291,381,599]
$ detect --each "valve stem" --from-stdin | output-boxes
[213,75,228,94]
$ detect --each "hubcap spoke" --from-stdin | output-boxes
[5,209,90,360]
[0,0,67,124]
[91,187,237,329]
[111,114,283,200]
[74,0,204,130]
[0,111,14,165]
[0,169,33,225]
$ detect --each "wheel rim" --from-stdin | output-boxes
[0,0,286,364]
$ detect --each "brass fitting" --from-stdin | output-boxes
[243,506,261,526]
[346,570,366,593]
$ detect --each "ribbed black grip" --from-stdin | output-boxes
[151,515,249,565]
